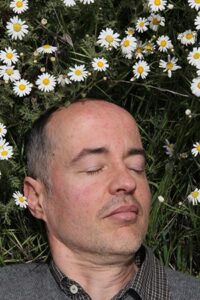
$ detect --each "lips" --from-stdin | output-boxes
[105,204,139,218]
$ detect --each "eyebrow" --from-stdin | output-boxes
[126,148,146,160]
[70,147,109,164]
[70,146,146,165]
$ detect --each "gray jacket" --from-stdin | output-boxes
[0,263,199,299]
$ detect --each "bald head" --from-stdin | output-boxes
[26,99,142,190]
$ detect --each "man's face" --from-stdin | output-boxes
[42,101,151,258]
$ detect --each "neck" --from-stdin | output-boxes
[50,238,138,300]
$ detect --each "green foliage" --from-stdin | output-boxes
[0,0,200,276]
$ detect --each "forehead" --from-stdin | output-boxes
[47,101,142,149]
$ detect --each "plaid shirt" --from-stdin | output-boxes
[49,245,171,300]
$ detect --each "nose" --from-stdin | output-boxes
[108,166,136,195]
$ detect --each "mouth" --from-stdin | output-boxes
[104,205,139,222]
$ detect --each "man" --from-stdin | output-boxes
[0,99,199,299]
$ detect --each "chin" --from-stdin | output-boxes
[96,235,144,258]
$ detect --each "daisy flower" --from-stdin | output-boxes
[6,16,28,40]
[163,139,174,157]
[0,123,7,138]
[121,36,137,58]
[158,195,165,203]
[13,79,32,97]
[168,3,174,8]
[0,65,21,82]
[136,17,149,33]
[157,35,173,52]
[10,0,29,14]
[194,15,200,30]
[191,77,200,97]
[41,18,48,25]
[148,0,167,12]
[0,47,19,66]
[68,64,88,82]
[133,60,150,79]
[187,188,200,205]
[0,145,13,160]
[134,41,144,59]
[188,0,200,11]
[79,0,94,3]
[159,56,181,78]
[177,30,197,46]
[0,139,13,160]
[13,191,28,208]
[37,44,58,54]
[57,75,71,86]
[148,13,165,31]
[125,27,135,36]
[97,28,120,50]
[188,47,200,68]
[62,0,76,6]
[143,41,156,54]
[92,57,109,72]
[36,73,56,92]
[185,109,192,117]
[191,142,200,156]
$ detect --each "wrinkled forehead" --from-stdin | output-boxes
[46,101,141,146]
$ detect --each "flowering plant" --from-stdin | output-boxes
[0,0,199,273]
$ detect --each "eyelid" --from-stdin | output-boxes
[129,167,145,173]
[126,163,145,172]
[86,167,103,175]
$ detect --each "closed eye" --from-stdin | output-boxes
[128,167,145,173]
[86,168,104,175]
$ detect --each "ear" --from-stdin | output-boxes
[23,176,47,221]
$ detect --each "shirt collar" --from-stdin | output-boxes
[127,246,171,300]
[49,245,171,300]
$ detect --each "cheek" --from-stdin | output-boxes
[55,178,101,218]
[137,179,151,210]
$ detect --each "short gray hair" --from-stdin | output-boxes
[25,106,60,190]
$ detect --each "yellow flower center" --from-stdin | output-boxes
[196,144,200,152]
[127,28,134,35]
[198,82,200,89]
[123,40,130,47]
[139,21,145,28]
[193,53,200,59]
[13,23,22,32]
[136,47,142,54]
[43,44,50,49]
[19,84,26,91]
[154,0,161,6]
[43,78,50,85]
[160,40,167,47]
[1,150,8,157]
[18,196,25,203]
[105,35,114,44]
[137,66,144,74]
[16,1,23,7]
[97,61,104,68]
[145,43,153,51]
[75,69,82,76]
[0,129,2,133]
[166,62,174,70]
[191,191,199,198]
[195,0,200,3]
[186,33,193,40]
[6,52,13,59]
[6,68,14,76]
[152,18,160,25]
